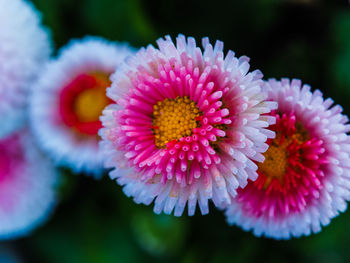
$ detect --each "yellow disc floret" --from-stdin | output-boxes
[258,122,309,187]
[74,72,111,122]
[258,142,288,183]
[152,96,201,148]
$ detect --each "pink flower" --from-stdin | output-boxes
[100,35,277,216]
[224,78,350,239]
[0,130,58,240]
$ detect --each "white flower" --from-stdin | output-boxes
[30,37,135,175]
[0,0,51,138]
[224,78,350,239]
[0,129,58,240]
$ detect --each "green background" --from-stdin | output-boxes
[6,0,350,262]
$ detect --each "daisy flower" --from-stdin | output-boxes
[99,34,277,216]
[30,37,135,174]
[0,0,51,138]
[0,129,58,240]
[225,78,350,239]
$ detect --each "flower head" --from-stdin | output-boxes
[224,78,350,239]
[0,0,51,138]
[0,129,58,240]
[30,37,135,174]
[100,35,277,216]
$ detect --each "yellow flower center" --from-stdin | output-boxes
[74,73,111,122]
[258,122,309,187]
[152,96,201,148]
[259,142,288,182]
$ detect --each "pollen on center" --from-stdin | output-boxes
[258,122,309,187]
[152,96,201,148]
[258,139,288,183]
[73,73,111,123]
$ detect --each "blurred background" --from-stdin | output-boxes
[4,0,350,262]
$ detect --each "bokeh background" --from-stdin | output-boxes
[4,0,350,262]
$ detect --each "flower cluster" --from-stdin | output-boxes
[0,0,57,240]
[1,0,350,242]
[100,35,350,239]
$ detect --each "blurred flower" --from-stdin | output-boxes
[0,129,58,240]
[100,34,277,216]
[30,37,135,175]
[225,78,350,239]
[0,0,51,139]
[0,245,22,263]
